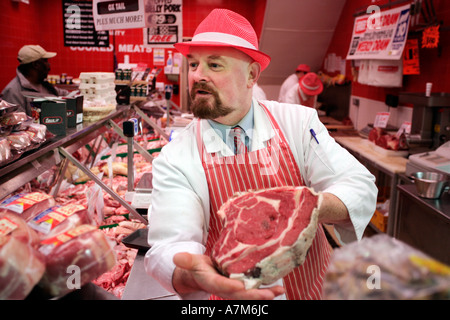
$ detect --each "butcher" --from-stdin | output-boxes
[144,8,377,300]
[285,72,324,109]
[278,64,310,103]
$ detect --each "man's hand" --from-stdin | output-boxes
[172,252,285,300]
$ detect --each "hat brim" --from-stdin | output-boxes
[296,67,310,73]
[42,52,57,59]
[174,42,271,71]
[300,81,323,96]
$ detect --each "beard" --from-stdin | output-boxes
[190,82,233,119]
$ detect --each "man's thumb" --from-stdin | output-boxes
[173,252,194,270]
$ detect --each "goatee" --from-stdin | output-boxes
[190,82,233,119]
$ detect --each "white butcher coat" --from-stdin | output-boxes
[278,73,298,102]
[144,98,377,299]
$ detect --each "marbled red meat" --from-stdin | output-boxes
[211,186,321,289]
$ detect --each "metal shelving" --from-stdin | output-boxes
[0,105,150,223]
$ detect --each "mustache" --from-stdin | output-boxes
[190,82,217,97]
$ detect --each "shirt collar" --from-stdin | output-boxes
[201,99,275,155]
[207,102,253,140]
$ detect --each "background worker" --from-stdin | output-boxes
[285,72,323,108]
[278,63,310,102]
[1,45,69,115]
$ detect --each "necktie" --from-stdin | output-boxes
[232,126,247,154]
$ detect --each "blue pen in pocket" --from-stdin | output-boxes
[310,129,319,144]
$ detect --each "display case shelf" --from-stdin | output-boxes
[0,105,148,224]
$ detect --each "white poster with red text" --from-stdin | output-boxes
[143,0,182,48]
[93,0,146,31]
[346,4,411,60]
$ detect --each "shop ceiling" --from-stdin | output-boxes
[258,0,346,85]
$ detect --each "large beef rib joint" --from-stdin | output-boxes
[211,186,321,289]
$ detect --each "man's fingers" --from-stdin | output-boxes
[172,252,286,300]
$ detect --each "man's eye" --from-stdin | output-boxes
[210,63,221,69]
[189,62,198,69]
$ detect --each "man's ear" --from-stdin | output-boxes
[247,61,261,88]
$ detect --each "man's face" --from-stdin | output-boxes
[296,71,306,79]
[34,58,51,82]
[187,47,253,124]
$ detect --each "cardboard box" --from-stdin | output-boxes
[31,100,67,136]
[370,209,388,233]
[61,95,83,127]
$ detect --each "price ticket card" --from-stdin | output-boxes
[374,112,390,128]
[396,121,411,138]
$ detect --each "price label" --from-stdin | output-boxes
[374,112,390,128]
[396,121,411,138]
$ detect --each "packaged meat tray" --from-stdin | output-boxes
[0,192,56,222]
[27,203,93,240]
[24,123,48,144]
[0,111,29,126]
[7,131,32,152]
[323,234,450,300]
[0,212,46,300]
[0,138,13,165]
[38,224,117,297]
[0,99,19,116]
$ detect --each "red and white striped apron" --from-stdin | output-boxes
[196,103,332,300]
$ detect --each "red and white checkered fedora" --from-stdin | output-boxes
[299,72,323,96]
[174,9,271,70]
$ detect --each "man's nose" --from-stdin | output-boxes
[190,64,209,82]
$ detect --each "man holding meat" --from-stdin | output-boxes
[144,9,377,300]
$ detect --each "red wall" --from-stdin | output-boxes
[0,0,266,101]
[323,0,450,102]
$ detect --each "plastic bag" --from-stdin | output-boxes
[323,234,450,300]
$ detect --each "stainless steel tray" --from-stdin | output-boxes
[122,228,150,250]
